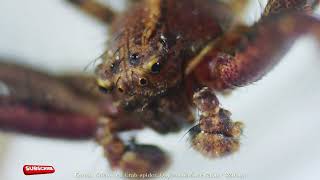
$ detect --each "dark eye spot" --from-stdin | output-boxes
[129,53,140,65]
[151,62,161,74]
[139,78,148,86]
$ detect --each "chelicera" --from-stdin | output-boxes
[1,0,320,175]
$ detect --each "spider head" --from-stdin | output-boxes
[95,33,182,110]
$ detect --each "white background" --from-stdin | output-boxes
[0,0,320,179]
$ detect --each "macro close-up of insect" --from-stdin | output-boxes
[1,0,320,179]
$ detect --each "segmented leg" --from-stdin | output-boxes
[188,2,320,155]
[96,89,193,173]
[94,84,194,173]
[190,87,243,157]
[193,11,320,90]
[0,61,170,174]
[67,0,117,24]
[0,61,100,139]
[95,101,170,174]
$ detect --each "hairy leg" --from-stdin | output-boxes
[0,61,169,173]
[66,0,117,24]
[0,61,99,139]
[97,89,193,173]
[96,88,193,173]
[193,10,320,90]
[188,1,320,155]
[190,87,243,157]
[95,102,170,174]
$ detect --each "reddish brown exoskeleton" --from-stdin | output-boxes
[1,0,320,175]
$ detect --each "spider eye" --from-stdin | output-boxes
[151,62,161,74]
[129,53,140,65]
[143,55,161,74]
[139,78,148,86]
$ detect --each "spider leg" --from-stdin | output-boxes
[96,87,194,173]
[95,104,170,174]
[0,61,102,139]
[190,87,243,157]
[192,11,320,90]
[66,0,117,24]
[0,61,169,174]
[97,90,194,173]
[187,2,320,153]
[98,92,193,173]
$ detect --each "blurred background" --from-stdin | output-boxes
[0,0,320,179]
